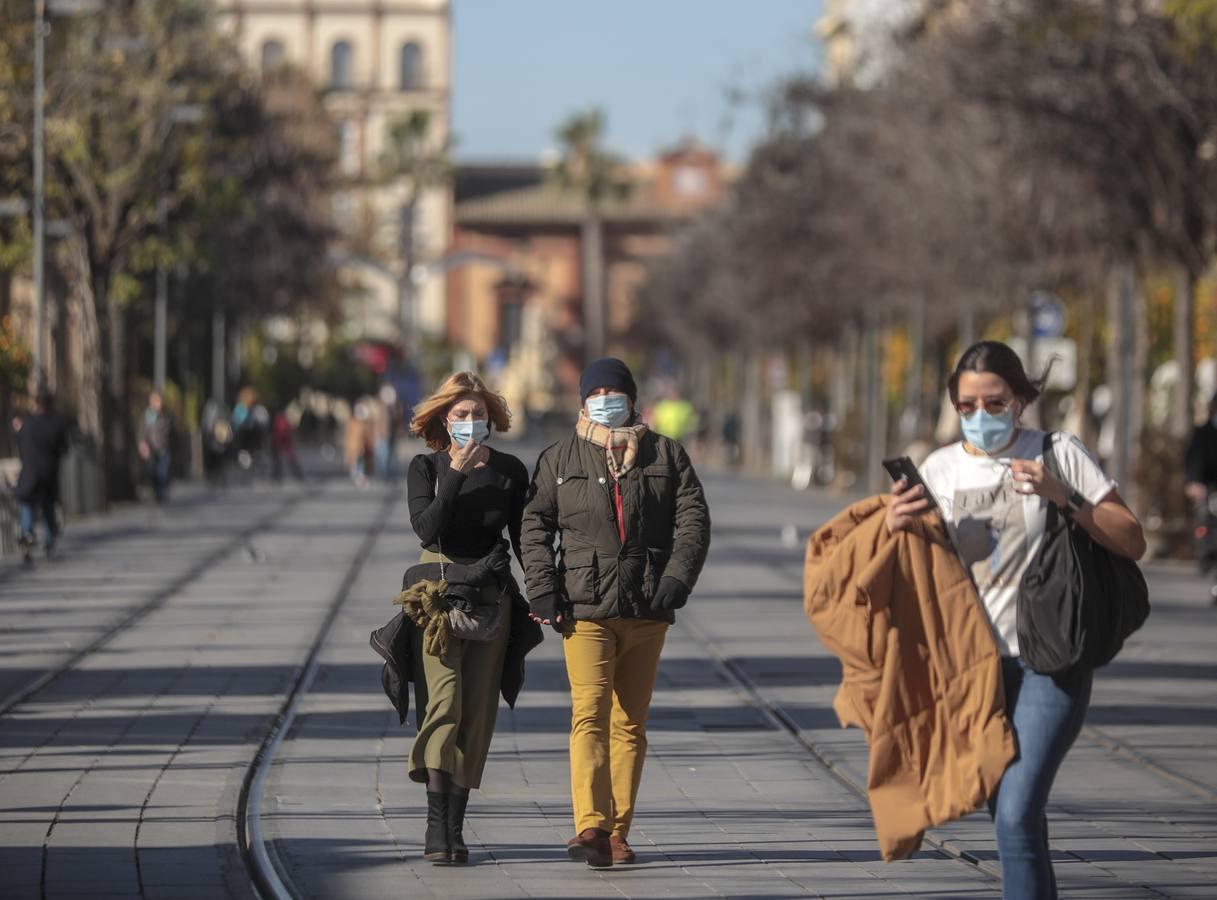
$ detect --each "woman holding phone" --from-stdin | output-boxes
[405,372,532,864]
[887,341,1145,900]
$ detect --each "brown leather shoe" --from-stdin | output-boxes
[610,834,636,864]
[566,828,612,868]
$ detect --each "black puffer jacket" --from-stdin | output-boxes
[521,429,711,623]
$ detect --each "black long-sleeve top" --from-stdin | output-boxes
[406,448,530,566]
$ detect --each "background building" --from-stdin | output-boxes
[447,139,731,417]
[214,0,453,344]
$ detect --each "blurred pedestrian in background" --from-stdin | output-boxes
[373,385,398,482]
[650,385,699,444]
[231,387,269,473]
[1183,393,1217,598]
[201,399,233,486]
[720,409,742,468]
[374,384,399,481]
[522,358,711,868]
[345,399,372,488]
[269,408,304,483]
[138,390,173,503]
[12,390,70,563]
[403,372,542,864]
[1183,392,1217,504]
[888,341,1146,900]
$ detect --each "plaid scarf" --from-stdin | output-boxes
[576,411,649,480]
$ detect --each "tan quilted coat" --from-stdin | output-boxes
[803,496,1016,860]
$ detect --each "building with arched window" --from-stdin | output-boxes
[399,41,424,90]
[213,0,453,342]
[329,39,354,90]
[260,38,284,73]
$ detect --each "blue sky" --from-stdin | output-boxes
[451,0,825,164]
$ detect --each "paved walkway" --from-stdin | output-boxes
[1,454,1215,898]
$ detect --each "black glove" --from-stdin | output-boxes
[652,576,690,611]
[528,591,572,631]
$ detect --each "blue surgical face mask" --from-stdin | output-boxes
[960,407,1017,454]
[450,419,490,448]
[586,393,631,428]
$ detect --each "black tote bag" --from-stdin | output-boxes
[1016,433,1150,674]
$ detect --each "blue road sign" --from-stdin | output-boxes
[1030,291,1066,338]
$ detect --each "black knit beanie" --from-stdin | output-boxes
[580,357,637,404]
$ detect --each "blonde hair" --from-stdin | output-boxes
[411,371,512,451]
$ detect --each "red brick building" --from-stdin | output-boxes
[447,139,730,414]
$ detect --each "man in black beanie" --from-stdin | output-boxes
[578,357,637,408]
[521,358,711,868]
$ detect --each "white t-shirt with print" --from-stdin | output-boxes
[919,430,1116,657]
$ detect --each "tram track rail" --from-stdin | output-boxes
[237,490,398,900]
[0,487,313,721]
[0,485,319,900]
[679,613,1007,884]
[682,599,1208,898]
[1079,722,1217,805]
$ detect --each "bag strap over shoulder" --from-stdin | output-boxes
[1041,432,1064,531]
[433,472,446,582]
[1040,431,1058,476]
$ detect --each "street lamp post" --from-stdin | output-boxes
[32,0,46,389]
[153,193,168,391]
[153,103,204,393]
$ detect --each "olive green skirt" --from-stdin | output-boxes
[407,549,510,790]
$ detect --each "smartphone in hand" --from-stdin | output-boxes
[882,456,938,510]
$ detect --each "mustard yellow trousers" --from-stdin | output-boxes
[563,617,668,837]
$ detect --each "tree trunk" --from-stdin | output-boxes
[1106,261,1146,511]
[900,294,925,444]
[741,349,764,470]
[1069,290,1098,447]
[863,307,887,494]
[1171,262,1195,438]
[581,215,605,362]
[95,269,134,502]
[211,306,226,404]
[958,303,976,351]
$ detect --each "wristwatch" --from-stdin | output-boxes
[1064,488,1087,516]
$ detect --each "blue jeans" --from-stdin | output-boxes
[374,439,393,481]
[148,452,171,501]
[18,495,58,549]
[990,657,1092,900]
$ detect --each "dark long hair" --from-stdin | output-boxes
[947,341,1048,407]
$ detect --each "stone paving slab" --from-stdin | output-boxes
[260,468,1217,898]
[262,477,1005,899]
[2,457,1214,899]
[687,473,1217,899]
[0,481,307,710]
[0,479,396,900]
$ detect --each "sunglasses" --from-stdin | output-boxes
[955,397,1016,419]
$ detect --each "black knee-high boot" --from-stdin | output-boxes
[448,792,470,864]
[424,792,451,863]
